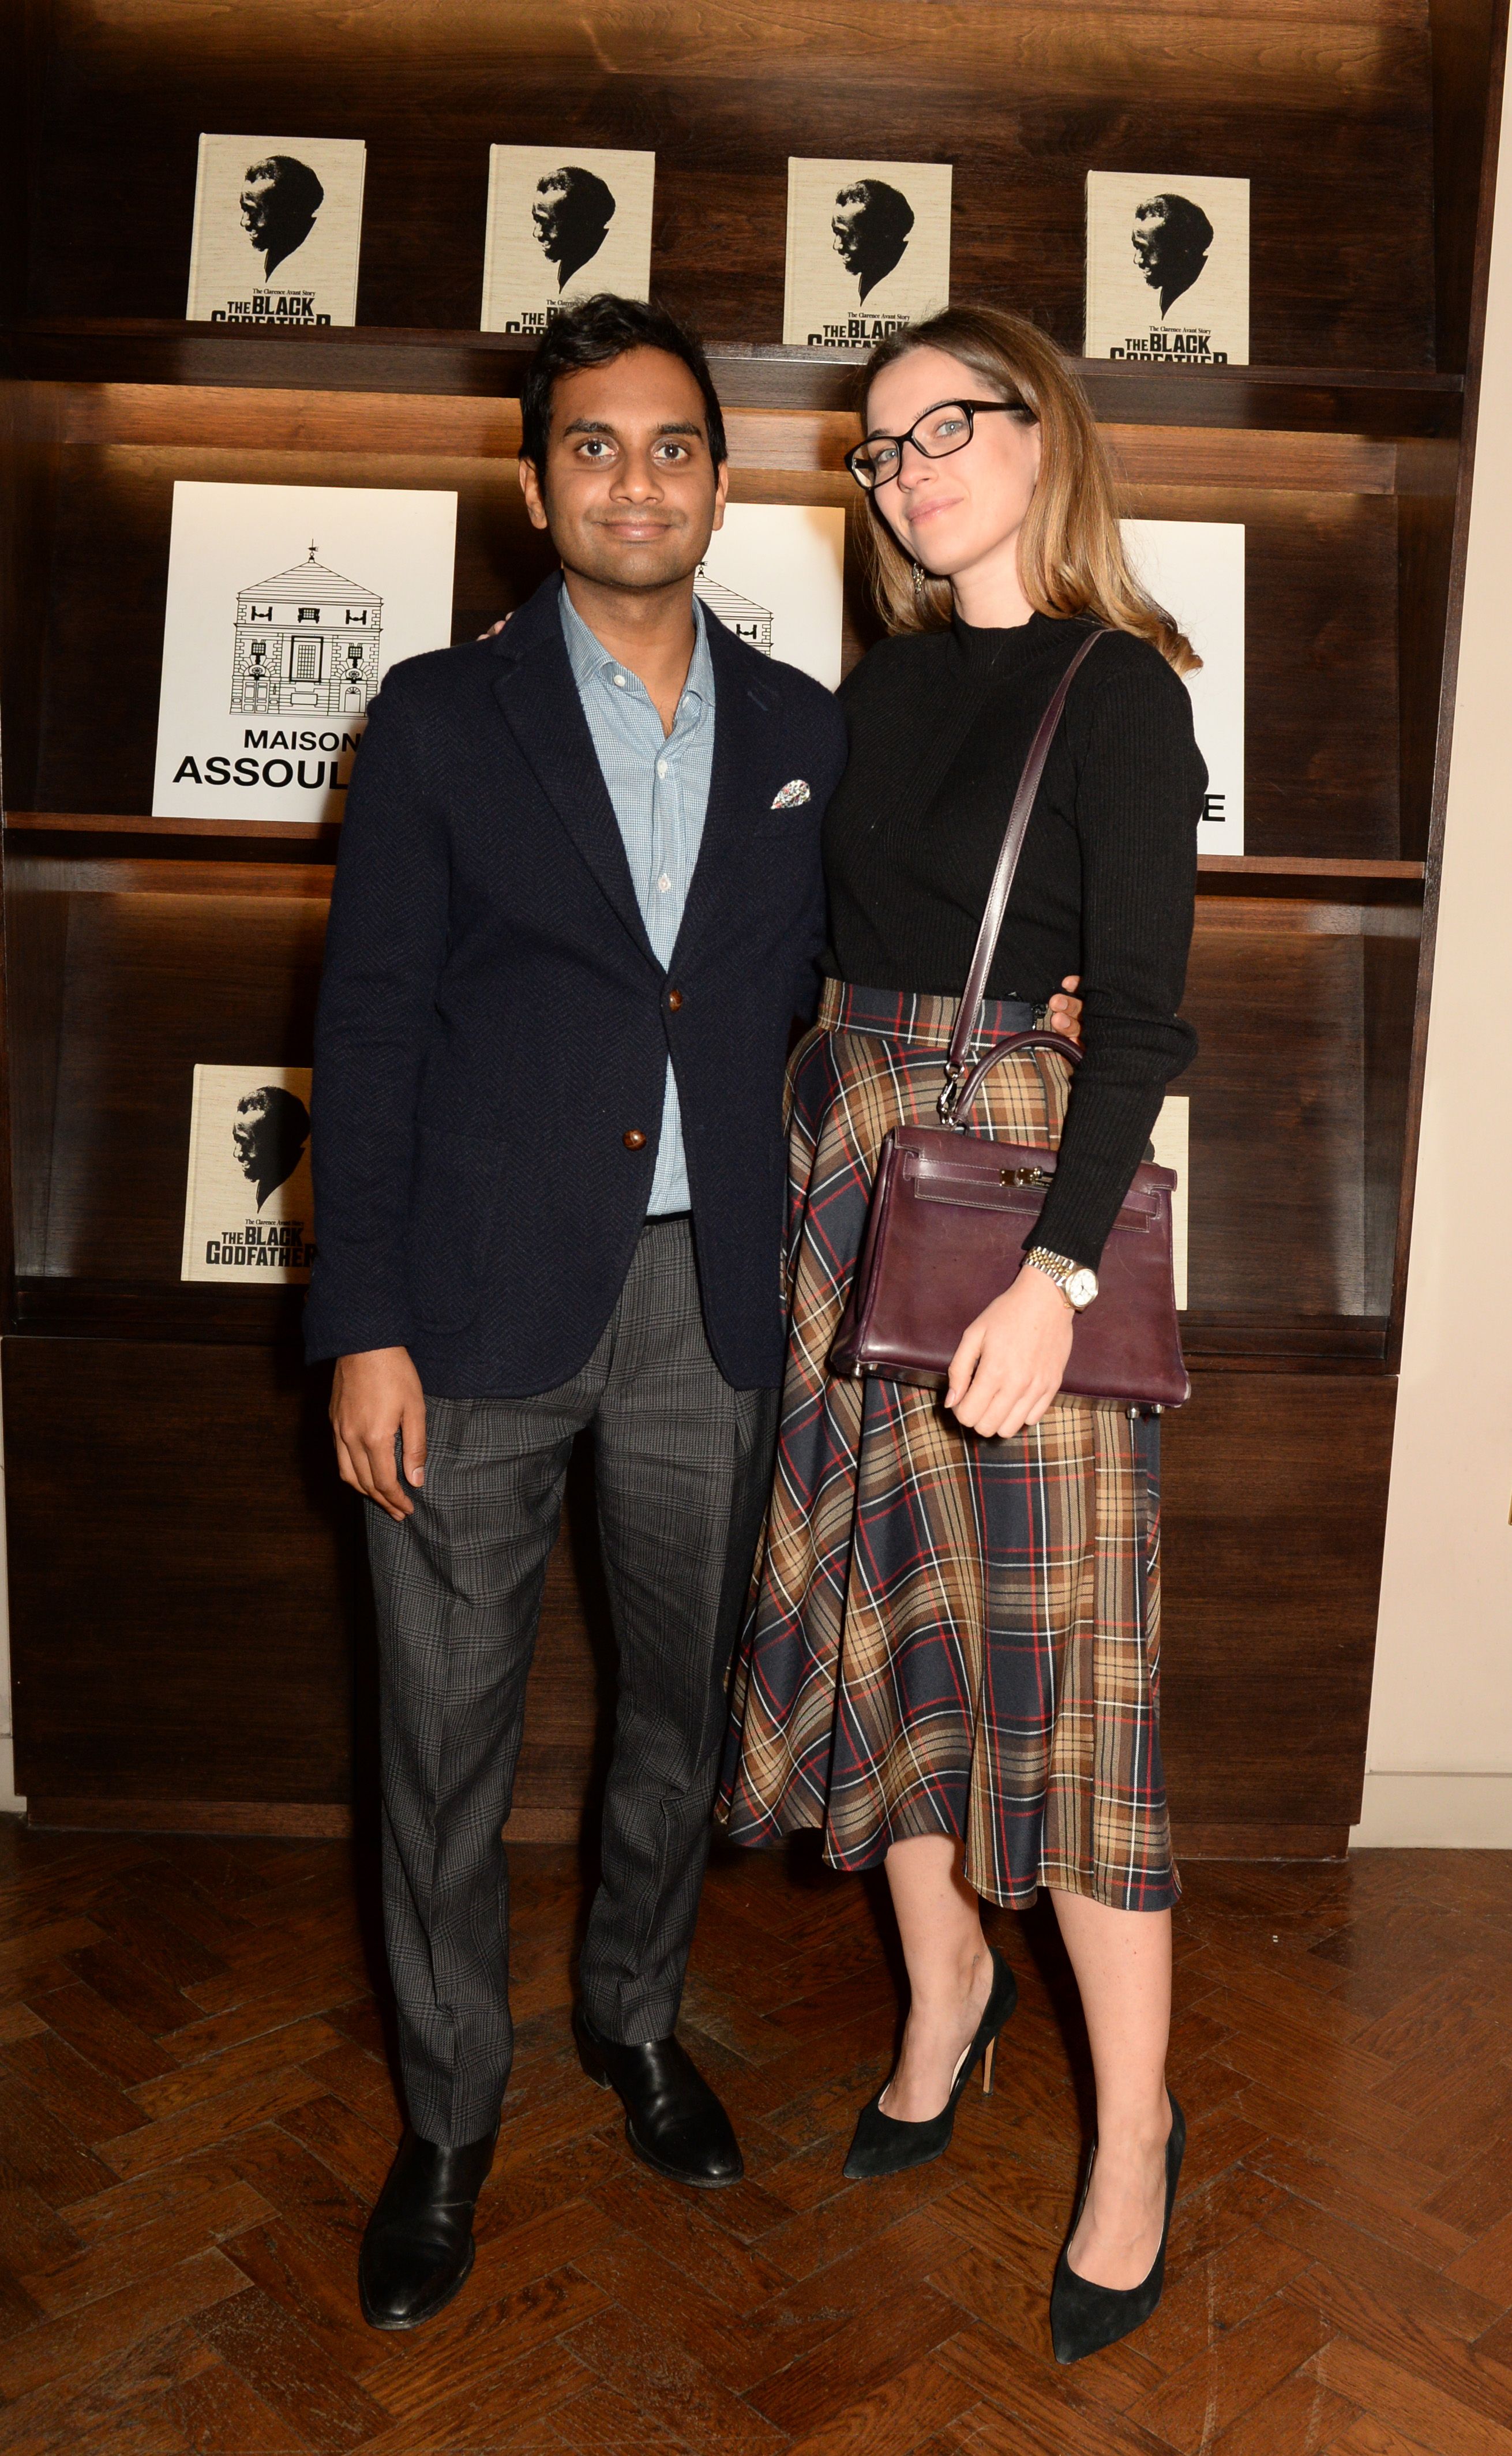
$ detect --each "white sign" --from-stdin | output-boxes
[481,145,655,335]
[784,158,951,348]
[152,482,457,823]
[1086,173,1250,368]
[695,503,846,691]
[182,1066,315,1285]
[1151,1096,1190,1310]
[1121,518,1245,853]
[186,135,366,328]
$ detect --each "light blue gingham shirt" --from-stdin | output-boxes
[560,583,717,1217]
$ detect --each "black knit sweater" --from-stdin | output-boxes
[822,610,1204,1270]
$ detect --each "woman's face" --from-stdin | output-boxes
[864,345,1042,587]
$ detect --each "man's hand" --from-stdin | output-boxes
[1046,972,1083,1045]
[331,1347,427,1521]
[945,1263,1075,1441]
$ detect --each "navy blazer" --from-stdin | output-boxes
[304,574,850,1396]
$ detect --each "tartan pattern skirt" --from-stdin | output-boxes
[716,979,1179,1913]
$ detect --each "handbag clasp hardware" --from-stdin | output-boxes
[937,1068,966,1126]
[1000,1165,1050,1188]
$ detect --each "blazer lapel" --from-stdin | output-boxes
[670,624,779,972]
[490,582,658,967]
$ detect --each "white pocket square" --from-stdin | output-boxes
[771,778,812,809]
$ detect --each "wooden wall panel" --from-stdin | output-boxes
[27,0,1435,369]
[1160,1368,1397,1849]
[5,1335,366,1806]
[7,1336,1395,1863]
[37,884,329,1280]
[33,441,1405,850]
[4,1332,613,1831]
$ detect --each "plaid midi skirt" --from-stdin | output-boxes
[717,980,1179,1913]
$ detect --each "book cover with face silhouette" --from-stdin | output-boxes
[1122,518,1245,852]
[181,1066,316,1284]
[1086,173,1249,366]
[481,145,655,334]
[186,135,366,327]
[784,158,951,347]
[694,504,846,689]
[152,481,457,823]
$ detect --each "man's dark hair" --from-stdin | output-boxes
[519,294,727,474]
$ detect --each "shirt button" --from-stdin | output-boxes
[622,1129,647,1150]
[656,759,667,778]
[657,872,671,893]
[613,673,627,689]
[667,989,684,1012]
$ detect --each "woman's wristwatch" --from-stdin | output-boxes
[1025,1248,1100,1311]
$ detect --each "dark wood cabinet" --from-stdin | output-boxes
[1,0,1505,1851]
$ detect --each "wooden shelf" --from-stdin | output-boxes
[5,815,339,854]
[0,319,1466,438]
[6,1276,1391,1374]
[3,819,1432,891]
[1180,1313,1391,1371]
[1195,856,1425,906]
[9,1279,307,1347]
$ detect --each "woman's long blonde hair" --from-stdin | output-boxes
[854,306,1199,674]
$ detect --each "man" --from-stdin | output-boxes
[239,155,325,282]
[305,294,849,2330]
[1131,192,1214,318]
[532,165,617,291]
[831,178,915,304]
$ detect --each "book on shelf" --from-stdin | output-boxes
[481,145,655,334]
[151,482,457,824]
[1151,1096,1190,1311]
[784,157,951,347]
[185,135,367,328]
[695,504,846,689]
[181,1067,316,1285]
[1121,518,1245,853]
[1085,173,1249,367]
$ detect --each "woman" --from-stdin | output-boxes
[719,307,1203,2363]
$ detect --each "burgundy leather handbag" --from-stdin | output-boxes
[828,628,1190,1409]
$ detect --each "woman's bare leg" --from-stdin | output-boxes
[880,1833,995,2120]
[1050,1889,1173,2288]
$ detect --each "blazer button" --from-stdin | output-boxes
[622,1129,647,1150]
[667,989,684,1011]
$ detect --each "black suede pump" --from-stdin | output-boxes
[843,1945,1018,2183]
[1050,2092,1185,2364]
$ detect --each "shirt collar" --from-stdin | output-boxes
[558,578,714,721]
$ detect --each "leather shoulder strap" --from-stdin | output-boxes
[944,625,1108,1083]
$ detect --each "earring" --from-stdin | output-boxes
[912,561,927,602]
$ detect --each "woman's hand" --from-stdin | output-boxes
[946,1262,1075,1440]
[1046,972,1083,1044]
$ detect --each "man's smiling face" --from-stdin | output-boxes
[519,346,727,594]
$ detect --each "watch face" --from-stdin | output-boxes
[1067,1268,1098,1310]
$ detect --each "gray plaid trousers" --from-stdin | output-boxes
[366,1217,777,2145]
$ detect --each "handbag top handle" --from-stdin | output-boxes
[939,624,1108,1121]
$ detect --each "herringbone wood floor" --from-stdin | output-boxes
[1,1827,1511,2454]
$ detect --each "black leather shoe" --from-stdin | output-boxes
[358,2125,498,2330]
[574,2008,743,2188]
[1050,2093,1185,2364]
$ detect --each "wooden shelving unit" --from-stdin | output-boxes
[0,0,1505,1854]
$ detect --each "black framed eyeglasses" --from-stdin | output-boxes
[843,398,1034,492]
